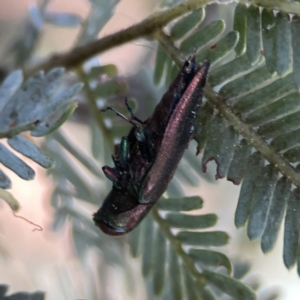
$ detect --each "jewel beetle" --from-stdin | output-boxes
[93,54,210,235]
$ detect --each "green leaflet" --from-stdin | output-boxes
[283,189,300,269]
[291,15,300,87]
[0,284,45,300]
[171,8,205,40]
[165,213,217,229]
[247,164,278,240]
[227,139,252,185]
[127,198,252,300]
[262,9,276,74]
[176,231,229,246]
[0,67,82,194]
[261,177,291,253]
[153,230,167,296]
[8,135,54,169]
[169,248,184,300]
[220,65,275,100]
[203,270,256,300]
[188,248,232,275]
[276,13,292,76]
[180,20,225,54]
[235,153,264,228]
[246,5,261,64]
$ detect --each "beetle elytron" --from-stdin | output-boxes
[93,55,210,235]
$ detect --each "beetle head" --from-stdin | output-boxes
[93,188,151,236]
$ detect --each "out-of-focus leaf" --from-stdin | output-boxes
[0,71,23,112]
[262,9,276,74]
[154,44,169,86]
[235,153,264,228]
[276,13,292,76]
[291,15,300,87]
[88,65,118,79]
[247,165,278,240]
[234,3,247,56]
[203,270,256,300]
[153,230,167,296]
[261,177,291,253]
[157,196,203,211]
[196,31,239,66]
[233,72,297,113]
[0,284,45,300]
[0,69,82,139]
[180,20,225,54]
[283,189,300,269]
[171,8,205,40]
[176,231,229,246]
[165,213,217,229]
[0,143,35,180]
[31,101,78,137]
[142,216,155,277]
[0,169,11,189]
[246,5,261,64]
[209,54,253,87]
[8,135,54,169]
[0,188,20,211]
[8,1,49,66]
[45,12,82,27]
[51,130,102,177]
[93,80,127,98]
[220,65,275,99]
[227,139,252,185]
[189,249,232,275]
[169,248,184,300]
[77,0,120,45]
[28,4,44,30]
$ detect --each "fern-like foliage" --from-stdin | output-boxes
[41,64,136,299]
[128,197,257,300]
[8,0,81,67]
[0,284,45,300]
[4,0,300,299]
[43,2,296,299]
[153,3,300,276]
[0,68,82,206]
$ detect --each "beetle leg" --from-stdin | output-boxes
[101,106,138,128]
[119,137,129,168]
[102,166,120,183]
[102,105,147,144]
[124,97,146,124]
[134,127,146,142]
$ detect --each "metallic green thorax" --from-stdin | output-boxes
[93,56,210,235]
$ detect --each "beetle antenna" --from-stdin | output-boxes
[124,97,146,124]
[101,106,138,128]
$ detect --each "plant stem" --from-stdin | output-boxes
[76,67,115,150]
[151,205,207,286]
[22,0,300,77]
[154,30,183,66]
[23,0,216,78]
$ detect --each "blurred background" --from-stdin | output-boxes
[0,0,299,299]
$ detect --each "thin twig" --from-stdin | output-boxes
[76,66,115,150]
[150,206,207,285]
[13,212,43,232]
[23,0,215,78]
